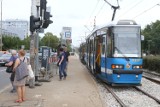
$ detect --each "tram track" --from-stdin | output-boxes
[142,69,160,85]
[103,82,160,107]
[142,75,160,85]
[143,69,160,77]
[103,84,127,107]
[86,67,160,107]
[133,86,160,104]
[95,76,160,107]
[87,70,127,107]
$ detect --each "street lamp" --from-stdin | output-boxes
[0,0,2,51]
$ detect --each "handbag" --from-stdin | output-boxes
[27,64,34,78]
[6,66,13,73]
[6,60,15,73]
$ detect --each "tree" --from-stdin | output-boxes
[41,32,59,49]
[142,20,160,54]
[2,35,21,50]
[21,36,30,50]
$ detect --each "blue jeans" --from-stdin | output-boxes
[59,62,67,79]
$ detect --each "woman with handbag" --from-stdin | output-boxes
[5,50,18,93]
[13,49,28,103]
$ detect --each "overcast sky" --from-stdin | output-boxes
[2,0,160,47]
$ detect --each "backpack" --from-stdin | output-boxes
[15,57,28,81]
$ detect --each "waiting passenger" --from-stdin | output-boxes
[5,50,18,93]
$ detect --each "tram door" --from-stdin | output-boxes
[88,39,92,69]
[86,39,90,68]
[95,37,101,74]
[101,35,106,74]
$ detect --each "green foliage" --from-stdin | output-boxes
[2,35,21,50]
[143,56,160,73]
[40,32,60,49]
[2,32,60,51]
[142,20,160,54]
[21,36,30,50]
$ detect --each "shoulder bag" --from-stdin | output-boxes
[15,58,29,81]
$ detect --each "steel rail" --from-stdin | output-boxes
[103,84,127,107]
[86,67,127,107]
[143,70,160,77]
[134,86,160,104]
[143,75,160,85]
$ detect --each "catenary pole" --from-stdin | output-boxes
[0,0,2,51]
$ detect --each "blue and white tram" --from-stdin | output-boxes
[85,20,143,86]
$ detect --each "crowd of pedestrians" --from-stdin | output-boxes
[4,45,70,103]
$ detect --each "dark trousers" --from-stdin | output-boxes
[10,72,16,90]
[59,62,67,79]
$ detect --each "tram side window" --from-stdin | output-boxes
[87,41,89,52]
[90,40,93,53]
[102,37,105,55]
[107,35,112,57]
[90,41,92,53]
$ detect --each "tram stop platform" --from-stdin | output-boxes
[0,54,104,107]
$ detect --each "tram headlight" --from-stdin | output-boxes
[133,65,142,69]
[111,64,124,69]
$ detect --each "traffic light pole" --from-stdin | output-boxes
[29,0,37,88]
[29,32,36,88]
[30,0,53,86]
[35,6,40,83]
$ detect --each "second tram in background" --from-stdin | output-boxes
[79,20,144,86]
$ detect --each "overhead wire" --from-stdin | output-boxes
[96,2,106,17]
[133,3,160,19]
[117,0,144,19]
[85,0,101,26]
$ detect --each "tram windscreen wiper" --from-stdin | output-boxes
[114,47,130,61]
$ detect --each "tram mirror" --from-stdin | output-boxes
[141,35,144,41]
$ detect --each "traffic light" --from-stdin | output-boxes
[40,0,47,16]
[42,11,53,28]
[30,15,41,32]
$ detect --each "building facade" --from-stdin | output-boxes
[1,28,18,36]
[1,19,29,40]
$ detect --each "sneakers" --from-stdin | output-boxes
[10,89,16,93]
[63,76,66,80]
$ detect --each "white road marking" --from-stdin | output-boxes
[0,84,11,94]
[0,68,6,72]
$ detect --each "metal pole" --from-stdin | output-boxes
[0,0,2,51]
[35,6,40,82]
[29,0,36,88]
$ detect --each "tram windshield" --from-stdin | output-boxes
[113,27,141,57]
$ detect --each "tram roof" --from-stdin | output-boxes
[85,20,141,39]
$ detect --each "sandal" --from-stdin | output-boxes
[15,99,22,103]
[22,99,26,101]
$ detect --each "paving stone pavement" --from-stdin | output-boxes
[0,55,104,107]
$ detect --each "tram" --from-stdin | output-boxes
[81,20,143,86]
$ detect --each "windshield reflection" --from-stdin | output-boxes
[114,33,141,57]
